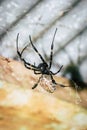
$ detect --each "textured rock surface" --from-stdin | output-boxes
[0,56,87,130]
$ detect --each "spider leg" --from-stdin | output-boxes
[16,33,39,70]
[24,63,39,71]
[32,75,42,89]
[34,70,41,74]
[16,33,22,58]
[50,74,57,85]
[49,28,57,69]
[50,74,66,87]
[16,33,28,58]
[51,65,63,75]
[29,35,47,64]
[33,62,41,73]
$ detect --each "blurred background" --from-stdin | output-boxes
[0,0,87,89]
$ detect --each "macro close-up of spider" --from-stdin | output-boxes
[16,28,66,92]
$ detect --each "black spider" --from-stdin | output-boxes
[16,28,65,90]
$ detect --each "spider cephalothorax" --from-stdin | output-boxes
[16,28,65,92]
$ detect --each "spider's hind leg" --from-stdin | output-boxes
[50,75,66,88]
[50,75,57,85]
[32,75,42,89]
[32,83,38,89]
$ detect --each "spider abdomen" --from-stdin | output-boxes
[40,75,56,93]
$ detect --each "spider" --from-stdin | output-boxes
[16,28,66,92]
